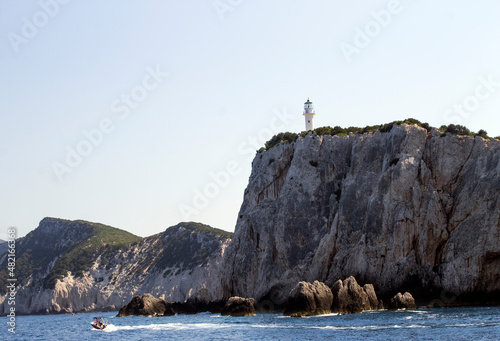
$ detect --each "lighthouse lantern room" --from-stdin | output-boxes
[303,98,315,131]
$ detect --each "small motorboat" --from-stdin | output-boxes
[90,316,108,330]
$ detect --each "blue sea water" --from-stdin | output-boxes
[4,306,500,340]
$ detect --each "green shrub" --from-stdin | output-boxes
[265,132,299,150]
[309,160,318,167]
[445,124,472,136]
[476,129,488,139]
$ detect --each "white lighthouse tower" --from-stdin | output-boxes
[303,98,315,131]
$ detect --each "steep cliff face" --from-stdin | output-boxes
[0,218,230,314]
[221,124,500,305]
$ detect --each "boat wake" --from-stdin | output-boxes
[102,322,241,332]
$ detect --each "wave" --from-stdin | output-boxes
[276,313,340,319]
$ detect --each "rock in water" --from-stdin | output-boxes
[389,292,416,310]
[221,297,256,317]
[117,294,174,317]
[364,284,383,309]
[331,276,380,314]
[283,281,333,317]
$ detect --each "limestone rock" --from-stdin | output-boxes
[283,281,333,317]
[221,297,256,317]
[220,125,500,306]
[363,284,383,309]
[331,276,379,314]
[117,294,174,317]
[389,292,416,310]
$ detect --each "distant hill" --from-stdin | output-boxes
[0,218,231,314]
[0,239,6,256]
[0,218,142,292]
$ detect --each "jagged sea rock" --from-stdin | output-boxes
[283,281,333,317]
[331,276,379,314]
[364,284,384,310]
[389,292,416,310]
[220,124,500,306]
[221,297,256,317]
[117,294,174,317]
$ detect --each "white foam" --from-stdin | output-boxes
[309,323,430,331]
[102,322,244,332]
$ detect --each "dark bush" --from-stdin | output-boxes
[265,132,298,150]
[445,124,471,136]
[476,129,488,138]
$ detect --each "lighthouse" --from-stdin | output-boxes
[303,98,315,131]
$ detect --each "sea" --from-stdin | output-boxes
[4,306,500,340]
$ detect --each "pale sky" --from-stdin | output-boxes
[1,0,500,239]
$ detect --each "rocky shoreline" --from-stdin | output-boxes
[118,276,418,318]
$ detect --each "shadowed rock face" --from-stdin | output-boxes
[175,288,226,314]
[221,297,256,317]
[117,294,174,317]
[283,281,333,317]
[389,292,416,310]
[221,125,500,306]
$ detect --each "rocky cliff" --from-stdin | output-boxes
[0,218,230,314]
[220,124,500,306]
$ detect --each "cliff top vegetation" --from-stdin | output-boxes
[260,118,498,152]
